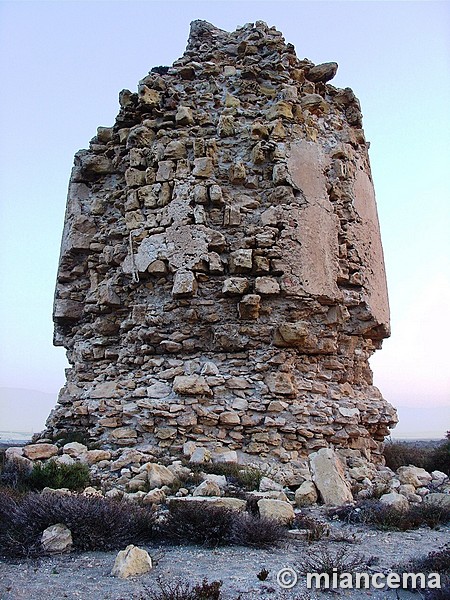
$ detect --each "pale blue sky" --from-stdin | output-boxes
[0,1,449,436]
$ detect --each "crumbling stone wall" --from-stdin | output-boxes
[46,20,397,482]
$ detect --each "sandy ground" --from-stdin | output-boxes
[0,515,448,600]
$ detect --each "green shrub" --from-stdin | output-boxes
[428,435,450,476]
[191,463,263,491]
[0,491,155,557]
[27,461,90,491]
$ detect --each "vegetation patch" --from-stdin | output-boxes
[329,499,450,531]
[0,491,155,557]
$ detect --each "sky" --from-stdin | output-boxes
[0,1,449,438]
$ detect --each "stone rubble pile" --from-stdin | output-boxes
[38,20,399,489]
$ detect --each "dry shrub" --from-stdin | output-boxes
[297,546,372,578]
[161,502,235,547]
[292,514,330,542]
[329,499,450,531]
[161,502,287,548]
[383,435,450,475]
[231,512,288,548]
[145,577,223,600]
[0,490,155,557]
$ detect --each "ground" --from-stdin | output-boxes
[0,509,447,600]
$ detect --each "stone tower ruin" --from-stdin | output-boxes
[46,20,397,482]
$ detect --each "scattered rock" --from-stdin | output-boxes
[309,448,353,506]
[41,524,72,554]
[111,545,153,579]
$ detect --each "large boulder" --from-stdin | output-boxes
[145,463,176,489]
[295,480,318,507]
[396,466,432,488]
[23,443,58,460]
[193,480,221,497]
[41,524,72,554]
[168,496,246,512]
[257,498,295,524]
[379,491,409,511]
[309,448,353,506]
[111,545,153,578]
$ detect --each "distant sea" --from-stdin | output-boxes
[0,431,33,445]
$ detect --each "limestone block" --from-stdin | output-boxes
[193,480,221,496]
[274,322,309,346]
[63,442,88,457]
[193,157,213,178]
[80,449,111,465]
[110,427,137,440]
[212,450,238,464]
[41,524,73,554]
[238,294,261,320]
[147,382,171,398]
[169,496,246,511]
[80,154,113,174]
[175,106,194,125]
[255,277,280,295]
[229,161,246,183]
[423,493,450,508]
[218,114,235,137]
[229,249,253,273]
[111,545,153,579]
[219,411,241,426]
[265,373,295,396]
[172,271,197,298]
[266,101,293,121]
[295,480,318,507]
[143,489,166,505]
[309,448,353,506]
[173,375,212,396]
[53,299,83,321]
[257,499,294,524]
[222,277,249,295]
[396,466,432,488]
[23,444,59,461]
[156,160,175,182]
[164,140,187,159]
[306,62,338,83]
[379,492,409,511]
[259,477,283,492]
[146,463,176,489]
[138,86,161,107]
[189,447,211,464]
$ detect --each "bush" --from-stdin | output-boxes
[160,502,287,549]
[26,461,90,491]
[292,514,330,542]
[148,578,222,600]
[329,499,450,531]
[383,435,450,475]
[0,459,91,492]
[191,463,264,492]
[231,512,288,548]
[297,546,372,579]
[396,543,449,594]
[161,502,235,547]
[383,441,431,471]
[0,491,155,557]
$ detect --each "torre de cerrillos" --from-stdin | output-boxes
[39,20,398,491]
